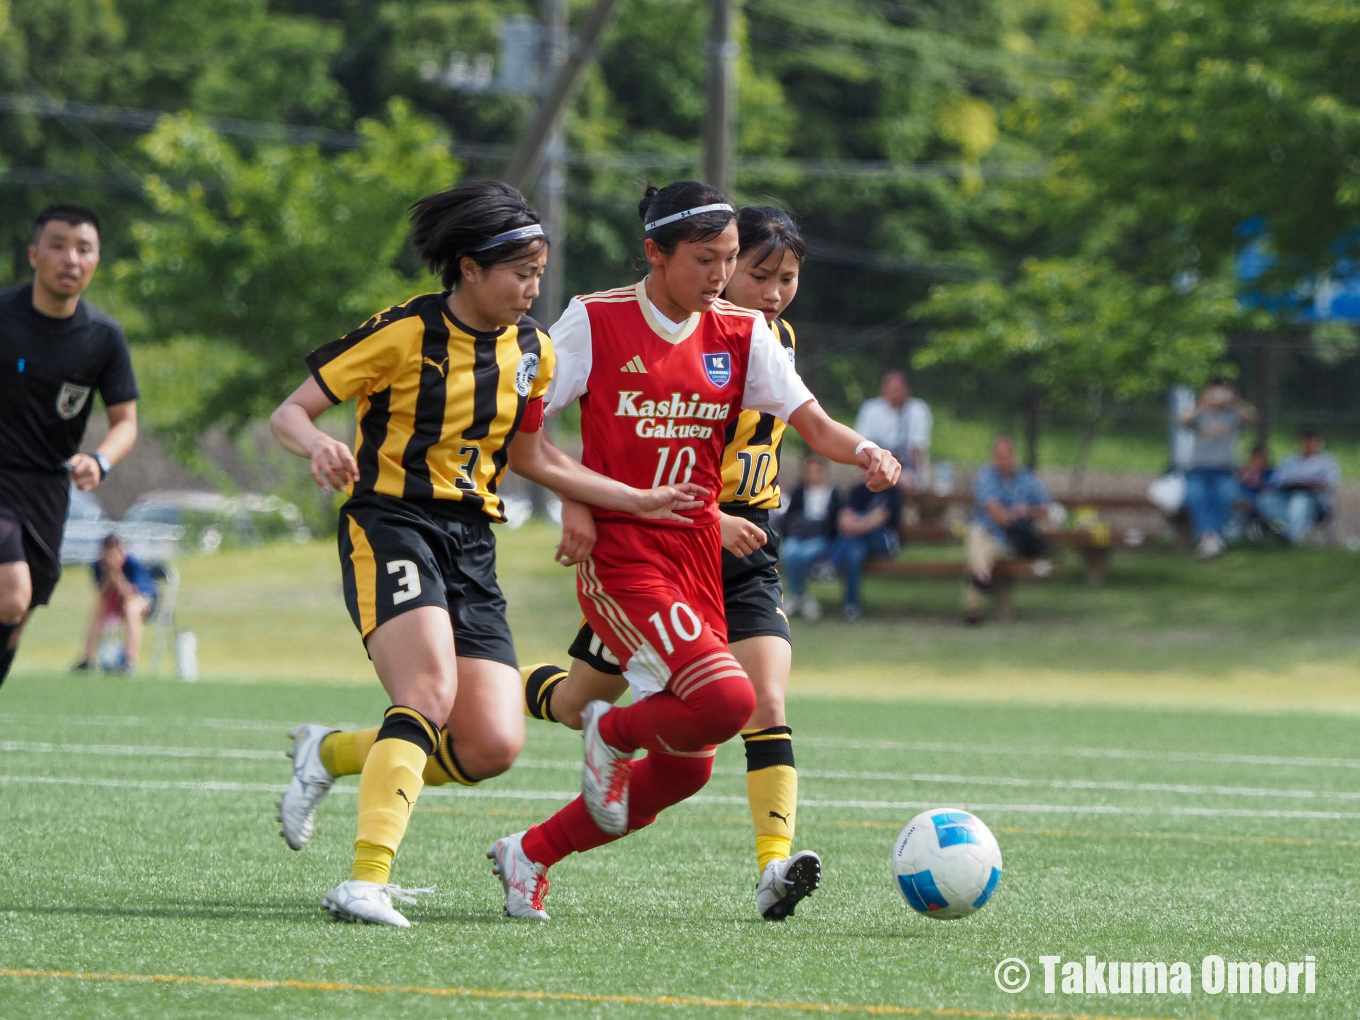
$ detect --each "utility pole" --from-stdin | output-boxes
[504,0,623,189]
[536,0,568,326]
[703,0,738,195]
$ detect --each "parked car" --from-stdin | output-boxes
[59,485,112,564]
[120,490,311,558]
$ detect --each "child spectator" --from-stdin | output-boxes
[779,455,841,621]
[74,534,156,673]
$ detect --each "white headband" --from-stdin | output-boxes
[644,203,734,233]
[471,223,545,252]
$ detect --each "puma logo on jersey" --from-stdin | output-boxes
[620,355,647,374]
[422,355,449,378]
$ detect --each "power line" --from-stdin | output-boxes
[0,93,1048,182]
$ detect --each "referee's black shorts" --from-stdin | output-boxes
[0,489,65,609]
[568,504,790,676]
[337,493,516,667]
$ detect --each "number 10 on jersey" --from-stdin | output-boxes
[651,445,697,486]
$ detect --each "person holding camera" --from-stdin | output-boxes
[1180,378,1256,558]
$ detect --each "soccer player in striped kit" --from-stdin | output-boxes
[270,180,704,927]
[522,206,827,919]
[489,183,899,919]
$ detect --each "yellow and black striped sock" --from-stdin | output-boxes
[319,727,378,778]
[522,663,568,722]
[423,728,480,787]
[742,725,798,876]
[351,706,438,885]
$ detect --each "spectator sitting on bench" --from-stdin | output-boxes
[830,466,902,622]
[74,534,156,673]
[965,435,1051,625]
[1257,425,1341,545]
[779,455,842,621]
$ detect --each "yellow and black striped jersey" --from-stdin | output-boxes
[306,292,554,522]
[718,317,795,509]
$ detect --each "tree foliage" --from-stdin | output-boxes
[113,100,456,437]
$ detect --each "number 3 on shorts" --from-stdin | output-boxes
[646,601,703,655]
[387,559,422,605]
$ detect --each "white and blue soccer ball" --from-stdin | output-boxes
[891,808,1002,920]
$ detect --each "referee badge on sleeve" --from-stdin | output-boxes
[56,382,92,420]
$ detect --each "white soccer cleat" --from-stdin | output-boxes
[580,700,633,835]
[320,879,434,927]
[756,849,822,921]
[278,724,337,850]
[488,831,551,920]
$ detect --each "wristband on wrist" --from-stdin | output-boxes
[92,452,111,479]
[854,440,879,457]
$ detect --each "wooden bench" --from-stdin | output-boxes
[863,555,1063,618]
[897,521,1128,582]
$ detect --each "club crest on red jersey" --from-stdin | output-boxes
[702,352,732,388]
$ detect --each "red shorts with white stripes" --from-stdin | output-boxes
[575,519,727,697]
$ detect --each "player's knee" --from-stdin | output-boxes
[462,735,523,779]
[707,673,758,743]
[0,591,29,626]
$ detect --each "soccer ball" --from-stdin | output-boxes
[891,808,1002,920]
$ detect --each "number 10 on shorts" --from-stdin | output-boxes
[647,601,703,654]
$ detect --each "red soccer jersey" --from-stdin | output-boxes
[547,280,812,527]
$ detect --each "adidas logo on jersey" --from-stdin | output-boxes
[620,355,648,374]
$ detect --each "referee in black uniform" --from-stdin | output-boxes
[0,203,139,688]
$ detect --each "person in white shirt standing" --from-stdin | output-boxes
[854,370,932,492]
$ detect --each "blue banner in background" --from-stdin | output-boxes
[1237,217,1360,323]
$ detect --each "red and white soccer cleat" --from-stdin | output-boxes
[580,700,633,835]
[488,831,551,920]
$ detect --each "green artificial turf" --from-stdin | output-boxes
[0,677,1355,1020]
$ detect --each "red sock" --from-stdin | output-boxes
[599,650,755,754]
[520,752,715,867]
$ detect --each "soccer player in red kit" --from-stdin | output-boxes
[489,181,899,919]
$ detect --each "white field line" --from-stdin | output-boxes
[5,712,1354,772]
[2,772,1359,820]
[1,740,1356,802]
[1,712,1356,770]
[799,736,1360,770]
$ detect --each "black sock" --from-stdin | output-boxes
[0,623,19,689]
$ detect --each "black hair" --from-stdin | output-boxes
[33,202,101,243]
[101,533,122,550]
[409,180,545,289]
[736,205,807,268]
[1299,424,1321,439]
[638,180,735,255]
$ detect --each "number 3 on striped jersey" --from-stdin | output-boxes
[647,601,703,655]
[651,445,697,487]
[387,559,422,605]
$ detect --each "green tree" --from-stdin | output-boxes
[913,256,1235,468]
[113,100,457,441]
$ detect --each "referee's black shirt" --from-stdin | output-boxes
[0,282,139,524]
